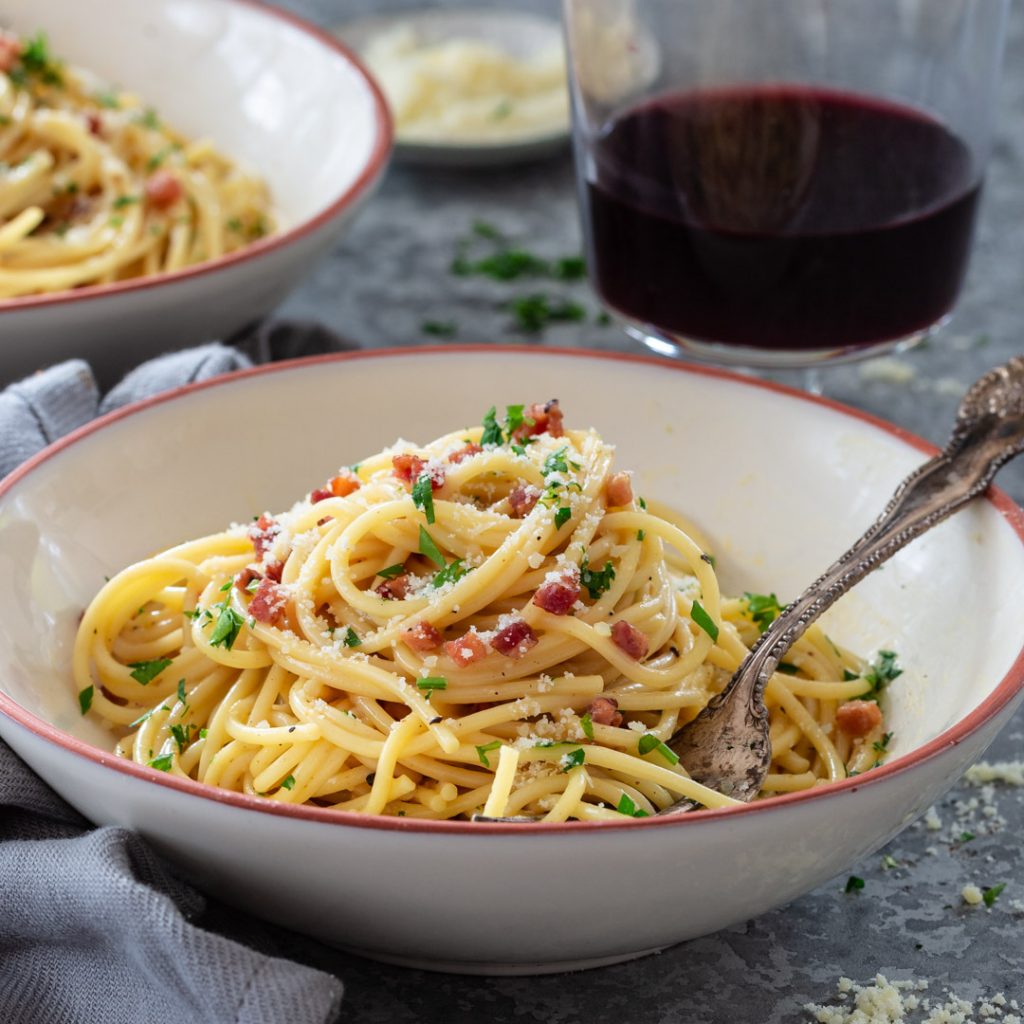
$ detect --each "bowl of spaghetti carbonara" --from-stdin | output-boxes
[0,348,1021,971]
[0,0,391,384]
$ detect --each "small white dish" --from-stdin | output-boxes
[1,347,1023,974]
[0,0,392,385]
[336,7,570,167]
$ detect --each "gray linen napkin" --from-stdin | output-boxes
[0,323,354,1024]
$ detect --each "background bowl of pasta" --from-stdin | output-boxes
[0,347,1022,973]
[0,0,391,386]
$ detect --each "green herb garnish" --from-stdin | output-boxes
[743,592,783,630]
[148,753,174,772]
[432,558,468,589]
[845,875,865,893]
[983,883,1006,907]
[281,775,296,791]
[481,406,504,447]
[542,446,569,477]
[637,734,679,765]
[418,526,445,569]
[554,506,572,530]
[341,627,361,648]
[959,831,976,843]
[170,723,194,753]
[209,604,244,650]
[580,712,594,740]
[580,557,615,600]
[112,194,139,209]
[506,294,586,333]
[78,686,94,715]
[690,600,719,643]
[560,748,585,772]
[864,650,902,701]
[417,677,448,691]
[422,320,457,337]
[476,740,502,768]
[412,473,436,525]
[128,658,173,685]
[616,793,649,818]
[377,564,406,579]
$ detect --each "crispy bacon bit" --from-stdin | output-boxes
[248,579,288,625]
[0,35,19,72]
[404,621,443,652]
[605,472,634,507]
[835,699,883,738]
[448,443,483,464]
[392,454,445,490]
[491,619,538,659]
[611,620,649,661]
[444,631,488,667]
[514,399,565,441]
[263,560,284,583]
[85,112,104,137]
[375,574,411,600]
[587,696,623,728]
[329,471,361,498]
[310,488,333,504]
[509,485,540,518]
[248,514,280,559]
[235,567,261,592]
[145,170,183,210]
[533,569,581,615]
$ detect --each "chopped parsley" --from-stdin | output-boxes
[417,677,448,691]
[135,107,161,130]
[959,831,976,843]
[637,734,679,765]
[411,473,436,524]
[743,592,783,630]
[199,728,209,739]
[341,627,361,648]
[554,506,572,530]
[208,603,244,650]
[128,658,173,685]
[983,883,1006,907]
[881,854,900,870]
[170,723,194,753]
[690,600,719,643]
[418,526,445,569]
[580,712,594,740]
[281,774,296,791]
[560,748,586,772]
[94,89,120,109]
[481,406,504,447]
[506,293,586,333]
[872,732,893,754]
[616,793,649,818]
[147,146,175,171]
[432,558,468,589]
[580,557,615,600]
[864,650,902,701]
[776,663,801,676]
[504,404,526,437]
[636,529,645,541]
[422,319,457,337]
[148,753,174,772]
[542,447,569,476]
[78,686,94,715]
[130,705,169,728]
[112,194,139,209]
[476,740,502,768]
[15,33,63,87]
[377,563,406,579]
[845,875,865,893]
[176,679,189,707]
[553,256,586,281]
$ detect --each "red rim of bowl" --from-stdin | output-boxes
[0,0,394,314]
[1,345,1023,835]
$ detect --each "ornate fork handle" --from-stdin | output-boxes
[743,355,1024,701]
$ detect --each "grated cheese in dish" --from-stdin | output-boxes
[363,25,569,144]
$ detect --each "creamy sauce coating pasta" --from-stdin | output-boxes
[74,402,893,821]
[0,31,274,298]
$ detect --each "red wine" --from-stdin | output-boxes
[585,86,981,353]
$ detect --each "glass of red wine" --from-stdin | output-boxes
[563,0,1010,375]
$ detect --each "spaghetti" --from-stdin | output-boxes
[73,401,895,821]
[0,31,274,298]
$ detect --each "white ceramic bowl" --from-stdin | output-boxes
[0,0,391,386]
[1,348,1022,975]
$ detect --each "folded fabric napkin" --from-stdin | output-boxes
[0,323,355,1024]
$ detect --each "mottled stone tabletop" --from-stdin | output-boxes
[277,1,1024,1019]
